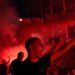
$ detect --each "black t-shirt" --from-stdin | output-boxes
[9,59,23,75]
[23,54,50,75]
[58,67,68,75]
[0,64,7,75]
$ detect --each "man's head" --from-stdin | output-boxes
[17,52,24,61]
[25,37,43,58]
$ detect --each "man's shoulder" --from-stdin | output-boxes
[41,54,50,61]
[23,58,29,64]
[40,54,50,66]
[10,59,18,64]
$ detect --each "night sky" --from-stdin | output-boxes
[11,0,75,18]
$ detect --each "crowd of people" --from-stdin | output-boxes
[0,37,74,75]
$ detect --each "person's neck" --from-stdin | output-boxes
[29,55,39,63]
[30,58,38,63]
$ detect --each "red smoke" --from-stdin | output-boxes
[0,0,75,65]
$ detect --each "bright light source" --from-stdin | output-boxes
[19,18,23,21]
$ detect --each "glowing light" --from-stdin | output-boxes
[1,45,28,64]
[19,18,23,22]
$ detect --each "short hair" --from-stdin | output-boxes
[25,37,40,53]
[18,52,24,58]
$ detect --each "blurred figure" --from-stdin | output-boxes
[23,37,52,75]
[0,57,10,75]
[57,58,74,75]
[9,52,24,75]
